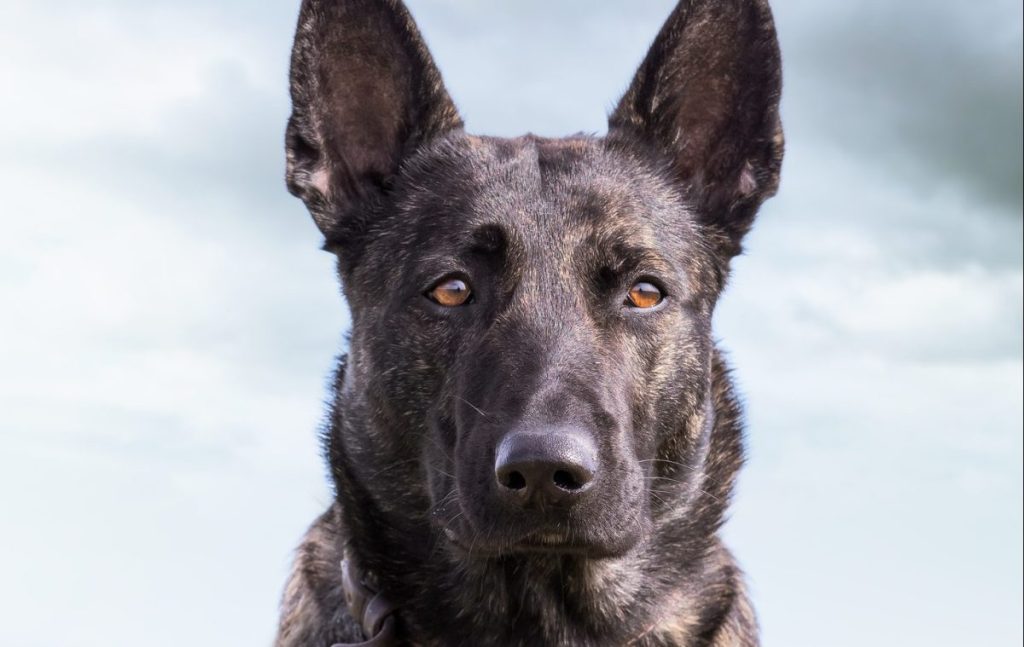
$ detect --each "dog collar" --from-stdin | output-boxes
[332,557,399,647]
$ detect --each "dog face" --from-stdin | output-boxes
[341,134,724,557]
[286,0,781,560]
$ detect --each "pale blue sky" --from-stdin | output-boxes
[0,1,1021,645]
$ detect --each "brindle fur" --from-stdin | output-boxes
[275,1,783,645]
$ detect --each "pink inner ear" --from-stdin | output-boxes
[310,167,331,197]
[736,162,758,198]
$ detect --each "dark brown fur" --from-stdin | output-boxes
[275,1,783,645]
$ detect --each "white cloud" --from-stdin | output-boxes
[0,2,282,142]
[0,1,1020,646]
[0,6,340,643]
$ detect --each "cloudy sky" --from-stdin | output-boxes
[1,1,1020,645]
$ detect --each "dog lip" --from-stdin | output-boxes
[513,541,595,556]
[441,527,633,558]
[525,531,567,544]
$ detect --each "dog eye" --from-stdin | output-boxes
[428,278,473,307]
[626,281,663,309]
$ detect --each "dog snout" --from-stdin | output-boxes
[494,428,598,507]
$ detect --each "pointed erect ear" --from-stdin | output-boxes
[286,0,462,237]
[609,0,783,257]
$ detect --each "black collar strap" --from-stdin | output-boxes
[332,557,399,647]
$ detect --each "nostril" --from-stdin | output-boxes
[552,469,582,491]
[502,470,527,491]
[494,429,598,503]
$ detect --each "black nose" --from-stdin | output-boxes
[494,429,598,506]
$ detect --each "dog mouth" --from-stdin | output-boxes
[440,525,638,558]
[430,468,649,559]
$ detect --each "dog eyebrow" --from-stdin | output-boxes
[586,234,677,279]
[467,223,507,256]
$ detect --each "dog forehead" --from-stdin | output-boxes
[403,132,689,242]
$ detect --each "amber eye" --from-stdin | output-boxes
[626,281,663,309]
[428,278,473,307]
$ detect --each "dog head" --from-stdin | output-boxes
[286,0,782,559]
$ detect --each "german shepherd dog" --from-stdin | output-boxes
[276,0,782,645]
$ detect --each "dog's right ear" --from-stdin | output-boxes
[285,0,462,238]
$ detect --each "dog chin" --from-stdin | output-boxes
[441,525,644,560]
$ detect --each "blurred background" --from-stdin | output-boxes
[1,1,1020,645]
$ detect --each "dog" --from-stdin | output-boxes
[275,0,783,644]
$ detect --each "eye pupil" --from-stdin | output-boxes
[627,281,663,309]
[429,278,472,307]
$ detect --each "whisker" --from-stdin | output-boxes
[643,474,724,504]
[456,396,491,419]
[430,488,460,516]
[644,474,688,486]
[639,457,725,488]
[696,487,723,504]
[366,457,420,481]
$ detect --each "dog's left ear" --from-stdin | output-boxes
[285,0,463,239]
[609,0,783,258]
